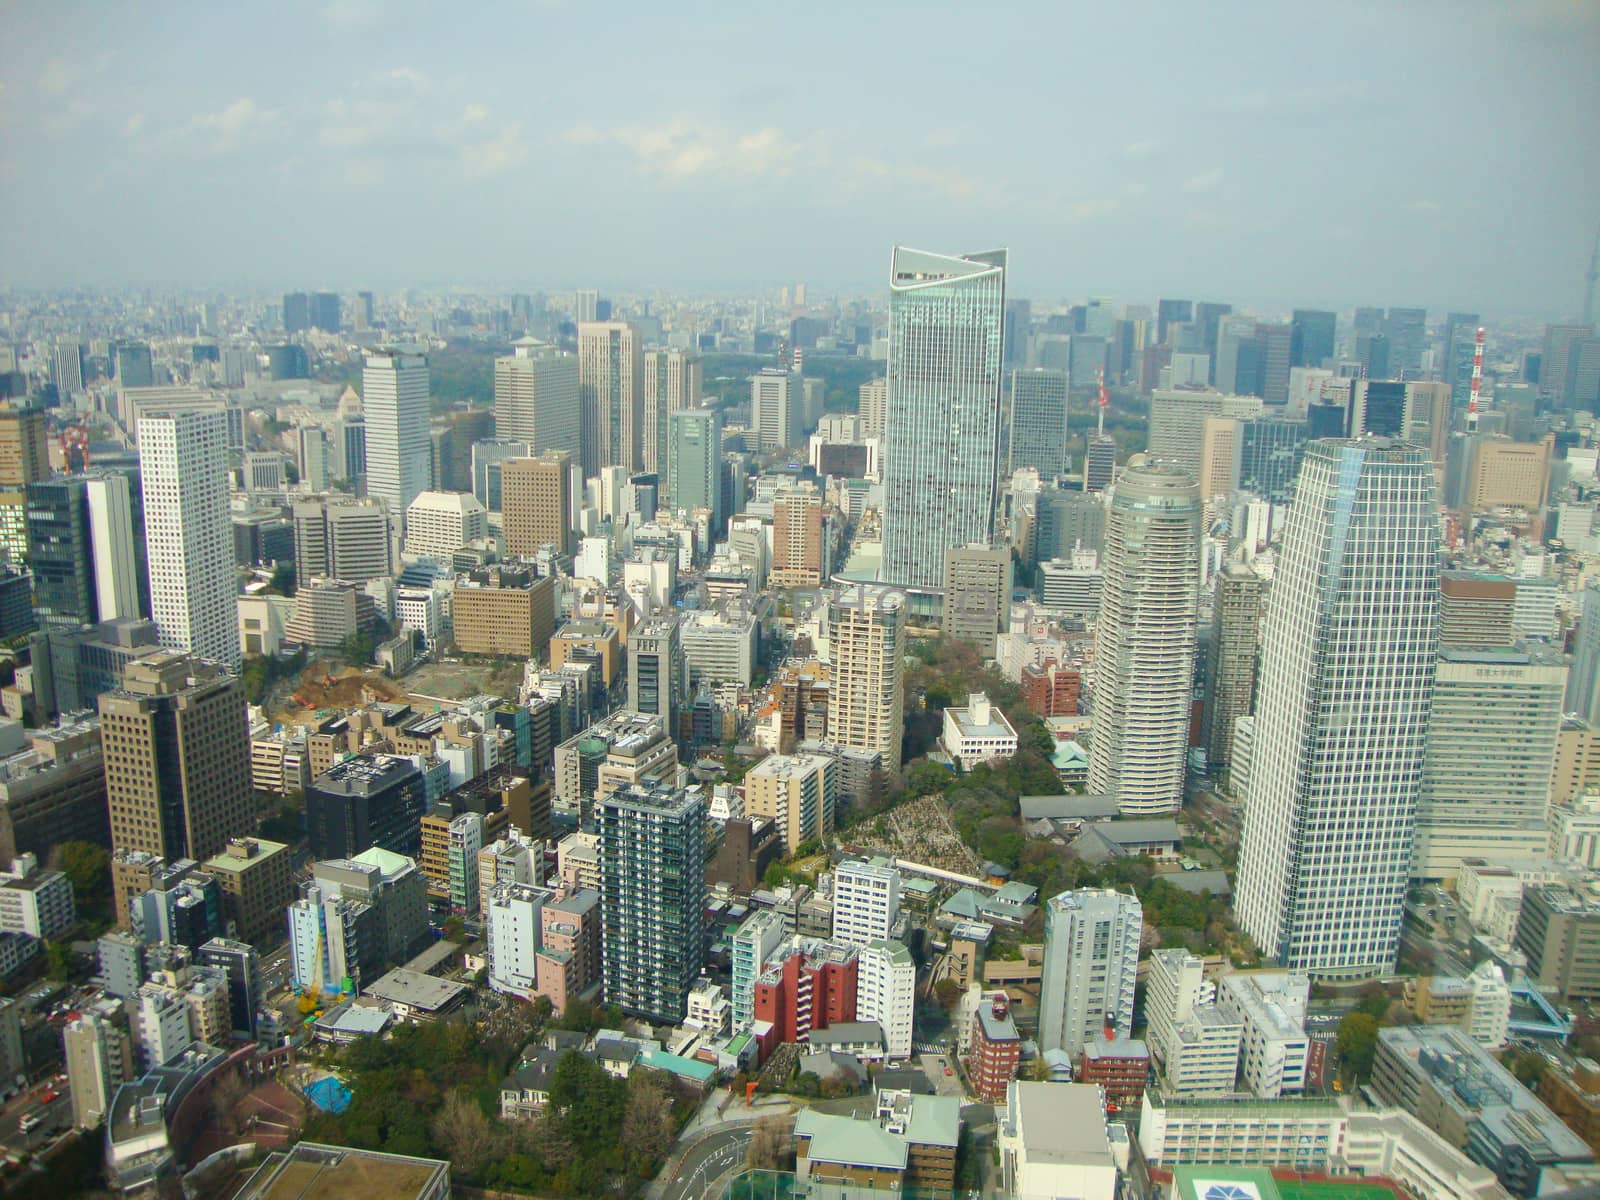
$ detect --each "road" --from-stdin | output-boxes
[0,1083,73,1153]
[662,1126,756,1200]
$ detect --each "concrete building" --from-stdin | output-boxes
[1007,369,1071,478]
[968,993,1023,1102]
[1087,463,1201,816]
[1216,971,1311,1099]
[1038,888,1141,1059]
[1465,437,1549,514]
[1550,794,1600,869]
[137,409,239,667]
[451,566,556,659]
[1516,885,1600,1002]
[832,857,902,947]
[940,543,1012,656]
[665,409,722,528]
[1147,388,1262,481]
[744,753,835,854]
[363,349,431,536]
[1406,961,1512,1049]
[502,451,574,556]
[771,488,823,587]
[1237,440,1441,978]
[1439,572,1518,648]
[939,692,1018,770]
[485,882,555,1000]
[0,853,74,938]
[1143,949,1243,1097]
[494,342,580,459]
[578,322,644,476]
[826,585,906,775]
[1539,1057,1600,1159]
[403,490,487,559]
[627,618,685,728]
[1205,561,1263,773]
[201,836,292,944]
[730,909,788,1029]
[292,497,393,584]
[750,367,802,453]
[999,1081,1118,1200]
[0,715,110,868]
[857,939,915,1060]
[794,1092,960,1193]
[680,605,757,687]
[643,348,702,477]
[304,754,426,861]
[65,1006,134,1129]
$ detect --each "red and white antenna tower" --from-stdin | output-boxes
[1096,366,1108,437]
[1466,326,1485,433]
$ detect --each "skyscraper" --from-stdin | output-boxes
[282,292,310,333]
[1086,463,1201,816]
[493,341,581,459]
[1290,309,1337,369]
[138,409,238,667]
[598,782,707,1023]
[1236,439,1440,977]
[643,349,702,477]
[1205,562,1264,773]
[311,292,341,333]
[1383,307,1428,374]
[627,617,685,728]
[578,321,643,477]
[100,652,252,866]
[362,349,431,536]
[1037,888,1142,1058]
[858,378,887,440]
[1007,368,1070,477]
[0,405,49,487]
[880,246,1006,593]
[749,367,801,453]
[26,478,96,628]
[502,451,574,555]
[826,585,906,775]
[666,409,722,528]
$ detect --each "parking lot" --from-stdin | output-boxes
[918,1050,967,1098]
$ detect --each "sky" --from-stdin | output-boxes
[1,1,1597,318]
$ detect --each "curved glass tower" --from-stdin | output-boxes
[880,246,1006,593]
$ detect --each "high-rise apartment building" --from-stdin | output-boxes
[494,341,581,459]
[100,652,252,866]
[499,451,575,556]
[880,246,1006,592]
[1412,647,1566,879]
[666,409,722,528]
[137,409,238,667]
[771,488,823,587]
[1037,888,1142,1058]
[858,378,887,440]
[1086,463,1201,816]
[832,856,902,946]
[643,349,702,476]
[857,939,915,1060]
[1007,368,1070,477]
[1206,562,1264,773]
[940,543,1012,656]
[362,349,431,535]
[578,322,643,477]
[597,782,707,1023]
[64,1009,133,1130]
[826,585,906,775]
[744,753,835,854]
[1237,439,1440,977]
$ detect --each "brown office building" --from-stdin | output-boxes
[1540,1057,1600,1157]
[99,652,252,868]
[202,836,293,944]
[549,620,621,685]
[452,567,557,658]
[0,405,49,487]
[1439,571,1517,648]
[1553,717,1600,805]
[502,451,573,556]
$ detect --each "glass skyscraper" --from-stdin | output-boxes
[362,349,431,535]
[1006,368,1070,478]
[666,409,722,531]
[880,246,1006,593]
[1236,438,1440,977]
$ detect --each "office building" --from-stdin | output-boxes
[1237,439,1440,977]
[451,566,556,659]
[749,368,801,453]
[626,617,685,727]
[470,438,529,512]
[578,321,643,477]
[1290,309,1337,369]
[597,782,707,1023]
[1084,434,1116,493]
[858,377,887,440]
[940,543,1012,656]
[0,405,48,488]
[305,754,426,861]
[496,451,572,556]
[1539,1057,1600,1159]
[1383,307,1427,374]
[1465,437,1549,514]
[642,349,702,477]
[138,409,238,667]
[202,836,292,945]
[27,477,97,628]
[1439,572,1517,648]
[363,349,431,534]
[1237,416,1309,504]
[665,409,722,526]
[310,291,340,333]
[494,341,580,459]
[1147,389,1262,480]
[1034,489,1105,562]
[939,693,1018,770]
[101,652,251,867]
[833,856,901,946]
[826,585,906,775]
[292,497,392,584]
[0,853,74,938]
[197,937,261,1039]
[880,246,1006,592]
[680,605,757,687]
[1037,888,1141,1058]
[402,490,486,559]
[771,488,823,587]
[281,292,310,332]
[1413,647,1565,879]
[1215,972,1311,1099]
[1516,885,1600,1002]
[1205,562,1263,773]
[744,753,835,854]
[1006,368,1069,477]
[1086,463,1201,816]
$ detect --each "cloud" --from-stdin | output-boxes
[344,160,384,186]
[1410,198,1442,213]
[1122,139,1162,160]
[379,66,432,95]
[461,124,528,178]
[124,113,145,136]
[321,0,380,31]
[462,103,491,125]
[1182,168,1224,193]
[319,123,370,149]
[562,118,806,182]
[39,59,78,97]
[164,96,273,155]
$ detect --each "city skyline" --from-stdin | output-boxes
[0,5,1596,317]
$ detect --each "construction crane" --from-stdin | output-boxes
[1466,326,1486,433]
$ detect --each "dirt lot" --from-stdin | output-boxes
[843,795,981,876]
[267,657,525,725]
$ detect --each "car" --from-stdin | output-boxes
[39,1091,56,1104]
[18,1114,40,1133]
[944,1067,953,1076]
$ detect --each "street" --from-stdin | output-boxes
[0,1080,74,1154]
[661,1125,756,1200]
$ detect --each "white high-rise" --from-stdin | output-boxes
[831,857,901,946]
[1037,888,1142,1058]
[826,585,907,774]
[1086,461,1202,816]
[494,341,581,459]
[749,367,801,453]
[578,321,643,478]
[857,939,915,1060]
[644,349,702,476]
[880,246,1006,592]
[1237,438,1440,978]
[138,409,239,668]
[363,349,431,535]
[84,473,142,622]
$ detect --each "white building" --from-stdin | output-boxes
[64,1007,133,1129]
[1038,888,1141,1059]
[494,342,581,459]
[1237,440,1441,977]
[485,883,554,1000]
[749,368,801,453]
[1216,971,1311,1098]
[395,587,442,646]
[831,857,901,947]
[575,536,610,583]
[404,490,488,560]
[477,828,542,916]
[1144,950,1241,1097]
[680,607,758,687]
[133,984,193,1069]
[363,349,431,538]
[939,692,1018,770]
[1137,1091,1346,1171]
[857,939,915,1060]
[1550,794,1600,868]
[84,473,143,622]
[999,1081,1118,1200]
[0,854,75,939]
[684,980,731,1035]
[138,408,240,668]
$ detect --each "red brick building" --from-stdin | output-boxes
[967,994,1021,1103]
[1020,660,1081,717]
[753,940,857,1055]
[1078,1036,1149,1113]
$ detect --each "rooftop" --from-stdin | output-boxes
[236,1142,449,1200]
[362,967,469,1013]
[1006,1081,1113,1166]
[796,1110,908,1171]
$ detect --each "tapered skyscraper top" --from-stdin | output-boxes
[880,246,1006,593]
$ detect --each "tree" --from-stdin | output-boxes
[746,1114,792,1171]
[270,562,296,596]
[908,759,950,797]
[619,1074,675,1165]
[820,1070,855,1099]
[441,917,466,943]
[1336,1012,1380,1083]
[933,979,963,1010]
[50,842,110,904]
[431,1090,502,1179]
[45,940,74,981]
